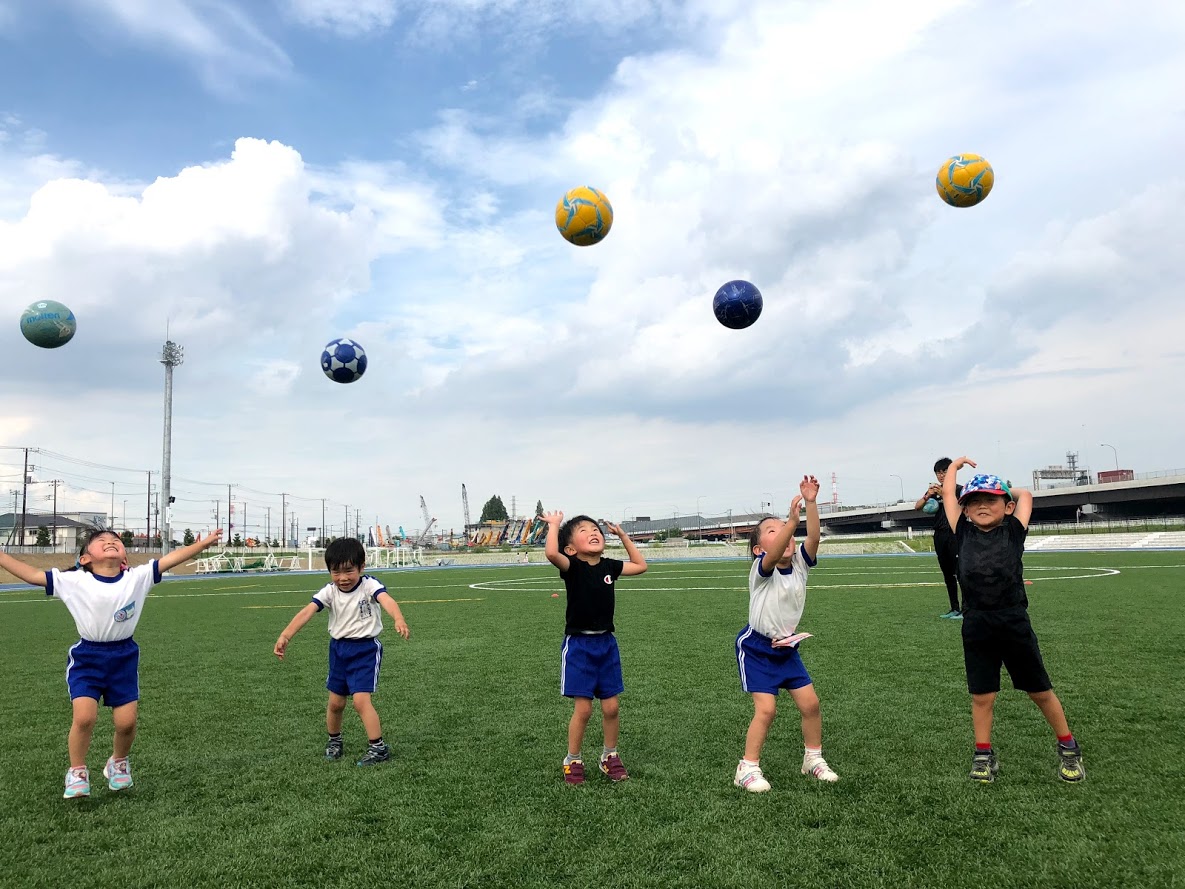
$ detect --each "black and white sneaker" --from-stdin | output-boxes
[325,738,344,761]
[356,744,391,766]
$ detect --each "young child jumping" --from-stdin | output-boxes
[0,527,225,799]
[734,475,837,792]
[541,511,647,785]
[941,458,1084,783]
[273,537,409,766]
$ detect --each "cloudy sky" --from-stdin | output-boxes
[2,0,1184,541]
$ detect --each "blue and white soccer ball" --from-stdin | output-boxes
[320,338,367,384]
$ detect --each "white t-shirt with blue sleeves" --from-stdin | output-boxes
[747,543,817,640]
[311,575,389,639]
[46,562,161,642]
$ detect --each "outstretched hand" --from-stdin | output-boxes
[799,475,820,502]
[951,457,977,473]
[604,521,624,537]
[540,511,564,527]
[788,495,803,518]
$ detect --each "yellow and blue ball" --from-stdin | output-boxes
[555,186,613,246]
[936,154,994,208]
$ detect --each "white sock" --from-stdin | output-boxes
[740,758,759,768]
[804,746,823,760]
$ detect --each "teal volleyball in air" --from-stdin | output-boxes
[20,300,77,349]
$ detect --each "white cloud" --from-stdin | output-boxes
[4,0,1185,533]
[283,0,397,36]
[66,0,290,92]
[283,0,686,39]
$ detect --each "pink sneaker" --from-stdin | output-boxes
[63,766,90,799]
[599,752,629,782]
[104,756,133,791]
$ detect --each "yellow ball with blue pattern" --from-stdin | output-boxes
[936,154,994,207]
[555,186,613,246]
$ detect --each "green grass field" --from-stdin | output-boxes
[1,552,1183,889]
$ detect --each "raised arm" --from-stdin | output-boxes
[1012,487,1033,529]
[800,475,821,562]
[274,602,319,659]
[942,457,974,531]
[0,550,48,587]
[759,495,802,575]
[605,522,647,576]
[158,529,224,574]
[541,511,569,572]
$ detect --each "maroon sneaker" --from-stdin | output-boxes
[599,752,629,782]
[563,758,585,785]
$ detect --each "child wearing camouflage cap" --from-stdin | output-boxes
[941,457,1085,784]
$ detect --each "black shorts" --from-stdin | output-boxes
[961,609,1052,695]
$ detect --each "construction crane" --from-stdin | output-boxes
[461,483,471,531]
[415,495,437,546]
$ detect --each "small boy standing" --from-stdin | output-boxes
[941,458,1085,783]
[274,538,410,766]
[541,511,647,785]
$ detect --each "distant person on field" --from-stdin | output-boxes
[541,511,647,785]
[915,456,964,619]
[734,475,838,793]
[273,537,410,766]
[941,457,1084,783]
[0,527,224,799]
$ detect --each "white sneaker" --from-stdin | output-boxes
[734,760,771,793]
[802,756,839,782]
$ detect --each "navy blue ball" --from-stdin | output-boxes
[712,280,763,330]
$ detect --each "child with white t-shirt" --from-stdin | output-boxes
[273,538,409,765]
[0,527,225,799]
[733,475,838,793]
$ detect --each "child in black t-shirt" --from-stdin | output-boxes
[942,457,1084,784]
[541,511,647,785]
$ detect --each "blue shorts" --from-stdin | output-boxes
[66,638,140,707]
[560,633,623,700]
[327,637,383,696]
[735,626,812,695]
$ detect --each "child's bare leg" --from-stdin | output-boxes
[743,692,777,761]
[111,701,138,759]
[601,695,620,749]
[68,697,99,767]
[788,684,822,748]
[568,697,593,756]
[1027,689,1071,737]
[351,692,382,739]
[971,692,997,745]
[326,692,347,735]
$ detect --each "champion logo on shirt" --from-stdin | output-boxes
[603,575,613,584]
[113,601,136,623]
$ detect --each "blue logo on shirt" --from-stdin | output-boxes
[113,601,136,623]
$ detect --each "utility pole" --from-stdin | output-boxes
[321,498,327,546]
[281,493,287,548]
[160,337,183,556]
[227,485,233,543]
[19,448,29,545]
[50,479,62,552]
[110,482,115,531]
[266,506,271,544]
[344,504,349,539]
[146,470,152,549]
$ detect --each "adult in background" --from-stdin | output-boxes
[915,457,964,619]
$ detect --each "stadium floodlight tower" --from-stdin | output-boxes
[160,338,184,556]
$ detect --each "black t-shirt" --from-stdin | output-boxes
[561,555,624,635]
[955,513,1028,612]
[931,484,964,538]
